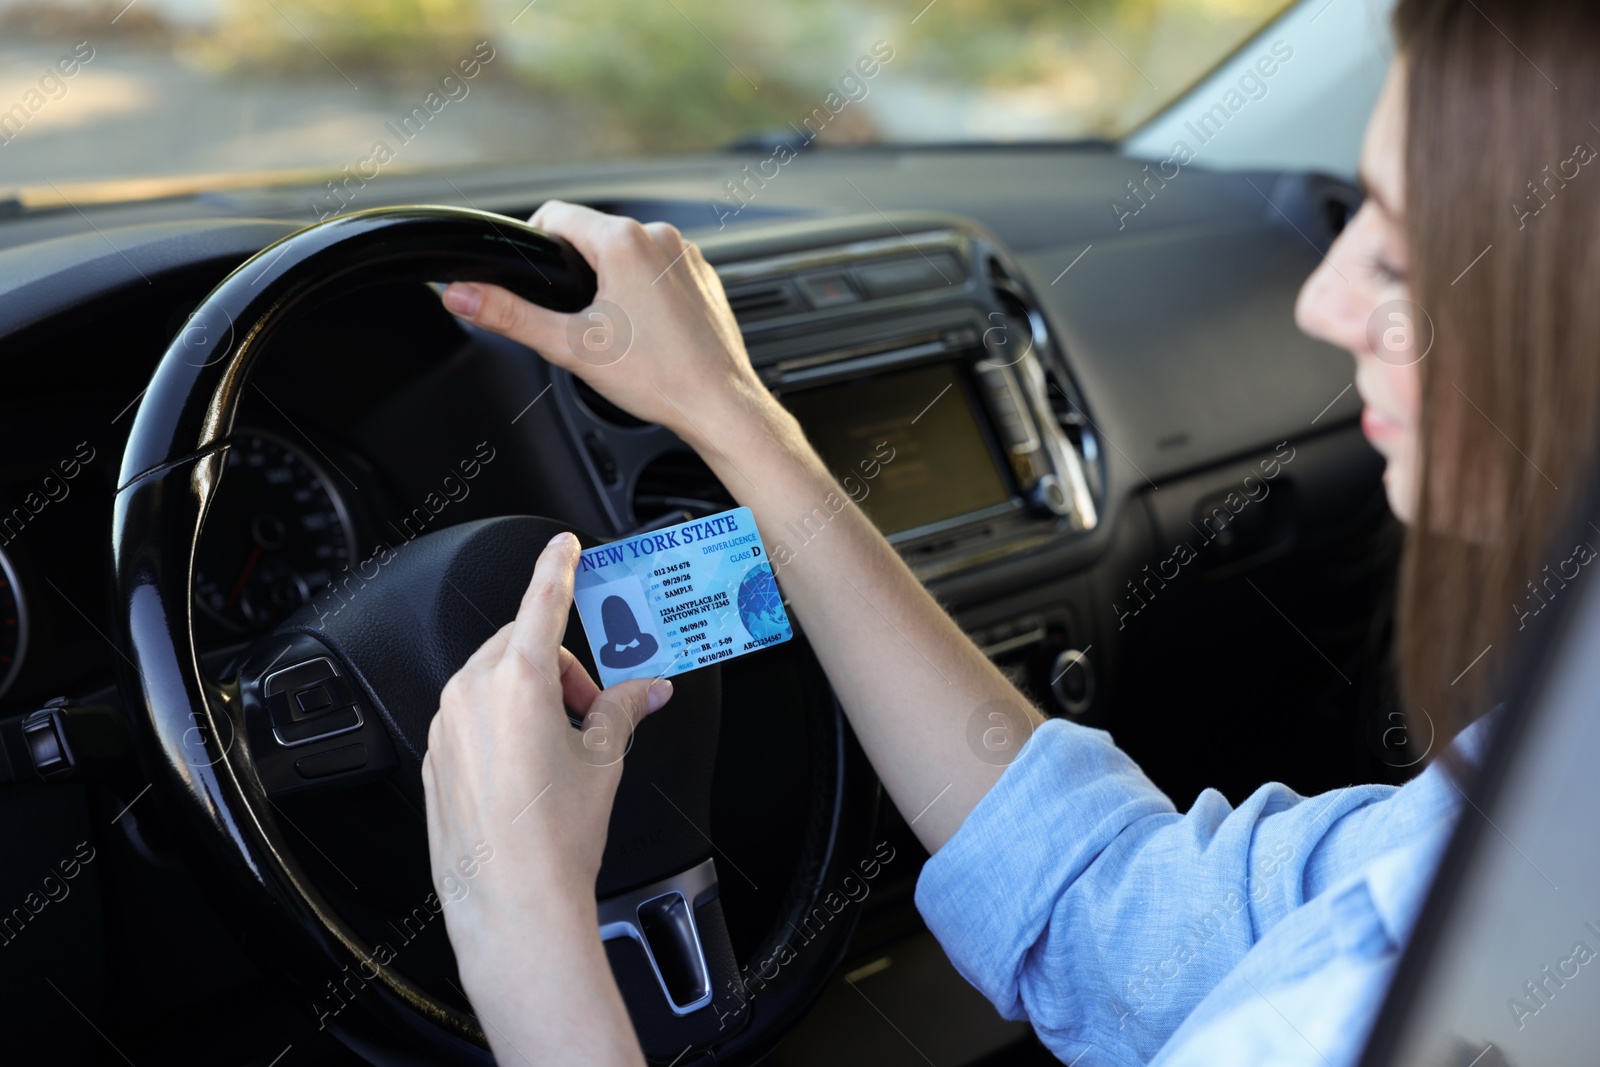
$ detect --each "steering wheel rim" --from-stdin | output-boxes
[109,206,879,1064]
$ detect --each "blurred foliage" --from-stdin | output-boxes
[500,0,853,153]
[0,0,171,40]
[195,0,494,73]
[893,0,1291,131]
[18,0,1289,152]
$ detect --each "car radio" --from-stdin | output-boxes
[720,227,1102,580]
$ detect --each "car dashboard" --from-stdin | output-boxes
[0,145,1403,1064]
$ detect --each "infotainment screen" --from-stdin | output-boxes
[783,361,1014,536]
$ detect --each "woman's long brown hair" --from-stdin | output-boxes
[1394,0,1600,752]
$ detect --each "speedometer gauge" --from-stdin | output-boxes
[194,430,356,635]
[0,546,26,699]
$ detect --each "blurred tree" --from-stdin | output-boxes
[889,0,1291,134]
[195,0,1289,150]
[501,0,858,152]
[204,0,493,73]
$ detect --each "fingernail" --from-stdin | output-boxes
[646,678,673,713]
[547,531,577,549]
[442,282,482,318]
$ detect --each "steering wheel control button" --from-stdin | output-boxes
[274,707,361,746]
[295,685,333,714]
[294,743,368,780]
[235,636,399,797]
[263,658,364,747]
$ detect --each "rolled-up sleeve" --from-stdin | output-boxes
[914,717,1460,1064]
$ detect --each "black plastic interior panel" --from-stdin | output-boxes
[1021,214,1358,490]
[0,147,1314,260]
[0,218,296,340]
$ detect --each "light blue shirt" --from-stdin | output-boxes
[915,714,1495,1066]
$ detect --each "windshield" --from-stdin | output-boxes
[0,0,1288,198]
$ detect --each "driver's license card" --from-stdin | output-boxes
[572,507,793,688]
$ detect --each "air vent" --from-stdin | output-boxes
[990,285,1036,357]
[631,451,735,527]
[977,262,1101,531]
[1044,369,1104,502]
[725,280,804,321]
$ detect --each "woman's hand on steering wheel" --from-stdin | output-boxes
[421,531,672,1066]
[440,200,775,453]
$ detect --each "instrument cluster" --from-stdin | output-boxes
[0,425,365,707]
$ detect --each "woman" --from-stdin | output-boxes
[419,0,1599,1062]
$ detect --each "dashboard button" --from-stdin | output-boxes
[855,253,963,298]
[21,709,69,779]
[1050,649,1095,716]
[796,272,859,308]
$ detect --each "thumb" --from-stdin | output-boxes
[440,281,578,368]
[601,675,675,727]
[568,677,674,770]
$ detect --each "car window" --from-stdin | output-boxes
[1361,544,1600,1065]
[0,0,1288,195]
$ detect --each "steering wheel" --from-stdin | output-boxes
[110,206,879,1064]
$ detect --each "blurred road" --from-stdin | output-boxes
[0,40,614,193]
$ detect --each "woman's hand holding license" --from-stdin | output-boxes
[421,532,671,1066]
